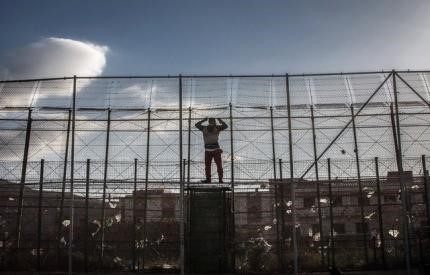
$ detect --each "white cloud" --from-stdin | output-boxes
[0,38,110,162]
[0,37,109,80]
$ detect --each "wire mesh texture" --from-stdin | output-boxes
[0,70,429,273]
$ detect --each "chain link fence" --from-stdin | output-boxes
[0,70,429,273]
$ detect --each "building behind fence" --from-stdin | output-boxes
[0,70,429,273]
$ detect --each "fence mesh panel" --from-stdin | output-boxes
[0,71,429,273]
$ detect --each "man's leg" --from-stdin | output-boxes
[214,150,223,183]
[204,151,212,183]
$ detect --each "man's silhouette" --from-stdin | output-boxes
[195,117,228,183]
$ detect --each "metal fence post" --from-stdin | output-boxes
[132,158,137,271]
[327,158,335,268]
[142,108,151,270]
[37,159,44,271]
[271,105,283,269]
[187,106,192,183]
[229,102,236,269]
[229,102,235,184]
[350,105,369,266]
[57,109,71,268]
[392,71,411,274]
[375,157,386,268]
[100,108,111,266]
[286,73,298,275]
[16,108,32,249]
[85,159,90,272]
[279,159,286,248]
[270,106,277,180]
[422,155,430,225]
[274,178,282,270]
[279,159,283,181]
[278,159,287,271]
[183,159,187,183]
[311,105,325,266]
[179,75,185,275]
[68,75,77,275]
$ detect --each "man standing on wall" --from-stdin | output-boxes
[195,117,228,183]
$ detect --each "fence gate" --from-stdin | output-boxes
[186,186,233,273]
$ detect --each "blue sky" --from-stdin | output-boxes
[1,0,430,76]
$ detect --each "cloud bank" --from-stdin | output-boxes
[0,37,109,80]
[0,38,109,161]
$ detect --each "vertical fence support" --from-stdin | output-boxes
[84,159,90,272]
[179,75,185,275]
[392,72,411,274]
[184,102,191,271]
[100,108,111,265]
[185,105,191,270]
[327,158,335,268]
[68,75,77,275]
[183,159,187,183]
[37,159,44,271]
[390,104,400,161]
[311,105,325,266]
[350,105,369,266]
[274,176,282,270]
[292,179,300,274]
[142,109,151,270]
[375,157,386,268]
[270,106,277,180]
[57,109,71,268]
[271,105,283,269]
[221,188,227,270]
[286,74,298,275]
[390,104,401,266]
[16,108,32,249]
[422,155,430,225]
[278,159,286,271]
[229,103,235,184]
[141,109,151,270]
[187,106,192,183]
[279,159,283,180]
[132,158,137,271]
[229,102,236,268]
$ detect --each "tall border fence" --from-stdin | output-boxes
[0,70,429,273]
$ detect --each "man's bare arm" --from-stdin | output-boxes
[217,118,228,130]
[195,118,207,131]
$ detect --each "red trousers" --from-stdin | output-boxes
[205,149,223,182]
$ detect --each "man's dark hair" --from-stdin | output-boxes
[208,117,216,125]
